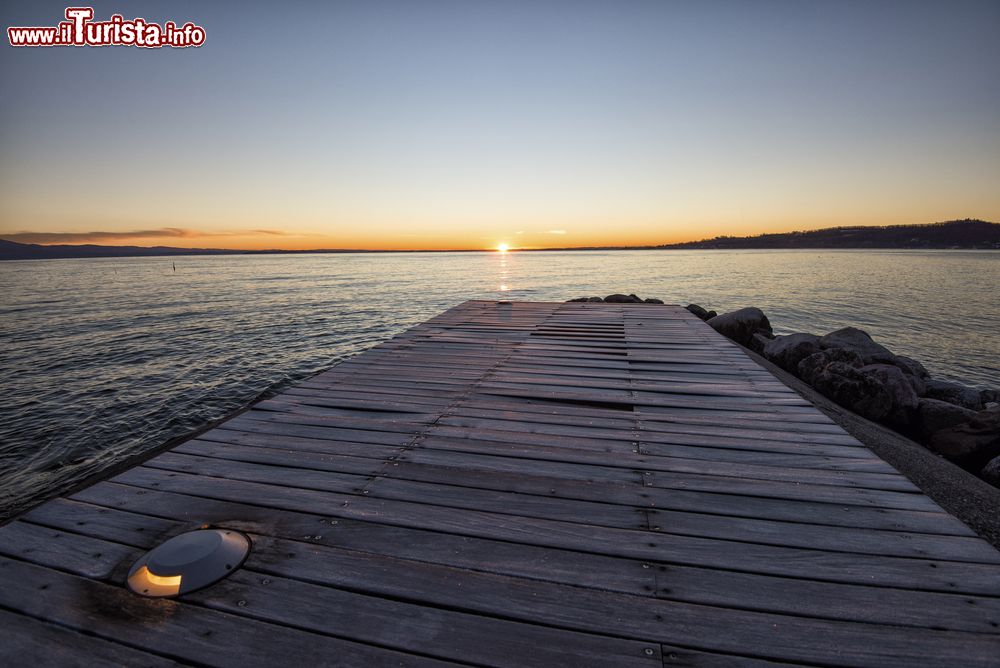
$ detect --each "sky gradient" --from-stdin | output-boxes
[2,1,999,250]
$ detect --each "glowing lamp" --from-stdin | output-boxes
[127,529,250,598]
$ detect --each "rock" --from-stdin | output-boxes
[844,348,931,397]
[643,298,664,304]
[707,308,773,348]
[761,333,821,373]
[605,293,642,303]
[858,364,919,427]
[806,362,895,424]
[587,297,604,302]
[914,398,978,436]
[706,310,717,319]
[568,297,590,302]
[884,356,928,395]
[893,356,930,379]
[685,304,712,320]
[797,348,864,385]
[796,352,917,426]
[927,409,1000,468]
[898,370,927,397]
[749,333,772,354]
[981,389,1000,406]
[981,455,1000,487]
[986,402,1000,411]
[818,327,896,364]
[924,379,982,410]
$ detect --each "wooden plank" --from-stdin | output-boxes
[236,409,882,468]
[105,468,1000,594]
[478,387,820,414]
[172,440,974,536]
[448,404,854,438]
[0,520,136,577]
[133,449,999,563]
[177,422,945,512]
[0,608,181,668]
[395,447,921,492]
[198,428,403,460]
[66,487,658,596]
[431,419,882,461]
[165,436,975,535]
[436,410,861,446]
[189,569,664,668]
[0,556,459,668]
[28,497,1000,634]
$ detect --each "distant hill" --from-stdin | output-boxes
[0,239,430,260]
[659,219,1000,250]
[0,239,244,261]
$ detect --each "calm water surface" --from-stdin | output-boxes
[1,250,998,518]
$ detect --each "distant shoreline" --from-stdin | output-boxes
[4,247,1000,263]
[2,219,997,260]
[4,246,1000,262]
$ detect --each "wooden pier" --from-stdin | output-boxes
[1,300,998,666]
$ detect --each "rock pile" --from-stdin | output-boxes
[685,303,1000,486]
[568,294,665,304]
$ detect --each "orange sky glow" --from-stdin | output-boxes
[2,210,997,252]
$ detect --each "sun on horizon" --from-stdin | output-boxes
[496,243,510,253]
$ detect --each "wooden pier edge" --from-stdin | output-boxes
[1,300,998,667]
[739,344,1000,550]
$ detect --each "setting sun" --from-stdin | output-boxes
[496,243,510,253]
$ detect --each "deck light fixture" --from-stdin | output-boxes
[127,529,250,598]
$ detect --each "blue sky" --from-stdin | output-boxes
[1,1,998,249]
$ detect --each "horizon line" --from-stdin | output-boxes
[2,218,994,254]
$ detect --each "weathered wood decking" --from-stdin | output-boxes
[2,300,998,666]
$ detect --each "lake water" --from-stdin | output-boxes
[1,249,998,519]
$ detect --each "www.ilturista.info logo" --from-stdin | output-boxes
[8,7,205,48]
